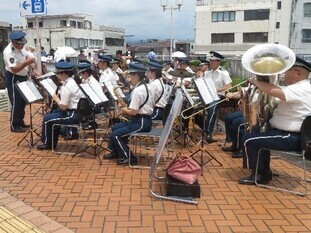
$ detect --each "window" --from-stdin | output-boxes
[304,3,311,17]
[27,22,34,28]
[277,1,281,10]
[276,22,280,29]
[105,38,125,47]
[77,21,84,29]
[302,29,311,43]
[211,33,234,43]
[60,20,67,27]
[244,9,270,21]
[212,11,235,22]
[70,20,76,28]
[39,21,43,27]
[243,32,268,43]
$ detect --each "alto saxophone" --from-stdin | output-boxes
[113,86,128,122]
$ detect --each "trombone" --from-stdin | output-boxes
[180,80,247,119]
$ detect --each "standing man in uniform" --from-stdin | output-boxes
[3,31,39,132]
[204,51,232,143]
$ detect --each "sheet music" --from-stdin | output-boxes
[181,85,195,106]
[40,78,58,96]
[193,78,219,105]
[17,81,43,103]
[104,81,118,100]
[88,81,109,103]
[80,82,108,105]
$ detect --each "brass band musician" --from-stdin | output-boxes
[239,56,311,185]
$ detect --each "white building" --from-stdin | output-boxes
[195,0,311,60]
[17,13,125,57]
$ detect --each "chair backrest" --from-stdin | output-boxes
[300,115,311,151]
[77,98,93,122]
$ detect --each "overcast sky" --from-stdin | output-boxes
[1,0,196,41]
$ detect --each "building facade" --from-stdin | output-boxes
[195,0,311,60]
[18,13,125,56]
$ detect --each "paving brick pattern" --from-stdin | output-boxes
[0,104,311,233]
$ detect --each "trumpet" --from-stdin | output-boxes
[180,80,247,119]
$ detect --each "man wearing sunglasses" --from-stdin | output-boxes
[3,31,39,132]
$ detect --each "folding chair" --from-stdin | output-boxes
[254,115,311,196]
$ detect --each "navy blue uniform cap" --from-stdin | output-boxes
[294,56,311,72]
[209,51,224,60]
[55,61,74,72]
[178,57,189,64]
[147,61,163,70]
[128,62,147,73]
[98,55,112,63]
[111,57,120,64]
[9,31,27,45]
[76,60,92,72]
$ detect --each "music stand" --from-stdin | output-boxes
[168,69,196,147]
[16,81,43,151]
[74,82,110,165]
[191,77,222,171]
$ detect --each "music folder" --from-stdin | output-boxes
[79,82,109,106]
[16,81,43,104]
[39,78,58,97]
[193,77,219,106]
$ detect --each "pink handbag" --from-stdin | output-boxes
[167,154,202,185]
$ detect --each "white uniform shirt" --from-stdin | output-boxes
[205,66,232,93]
[149,78,167,108]
[129,83,154,115]
[99,68,116,85]
[3,42,35,76]
[59,77,82,109]
[270,79,311,132]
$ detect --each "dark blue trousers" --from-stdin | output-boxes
[242,129,301,170]
[41,109,79,146]
[4,71,27,130]
[204,100,218,134]
[151,107,164,120]
[108,115,152,159]
[224,111,245,149]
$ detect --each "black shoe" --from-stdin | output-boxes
[206,134,217,143]
[238,171,270,185]
[117,156,138,166]
[104,153,118,160]
[11,127,26,133]
[66,133,79,140]
[37,144,52,150]
[20,123,31,128]
[232,151,243,158]
[222,146,237,152]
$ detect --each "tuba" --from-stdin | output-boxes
[241,43,295,133]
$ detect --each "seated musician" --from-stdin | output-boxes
[204,51,232,143]
[222,92,245,158]
[37,61,83,150]
[195,59,209,78]
[146,60,167,121]
[104,62,154,165]
[239,56,311,185]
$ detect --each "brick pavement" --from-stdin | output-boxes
[0,104,311,233]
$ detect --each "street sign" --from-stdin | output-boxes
[20,0,47,17]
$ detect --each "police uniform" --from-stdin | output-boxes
[147,61,167,120]
[204,51,232,142]
[3,31,36,132]
[98,55,116,85]
[37,62,83,150]
[106,62,154,165]
[240,56,311,185]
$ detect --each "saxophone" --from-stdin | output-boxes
[113,86,128,122]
